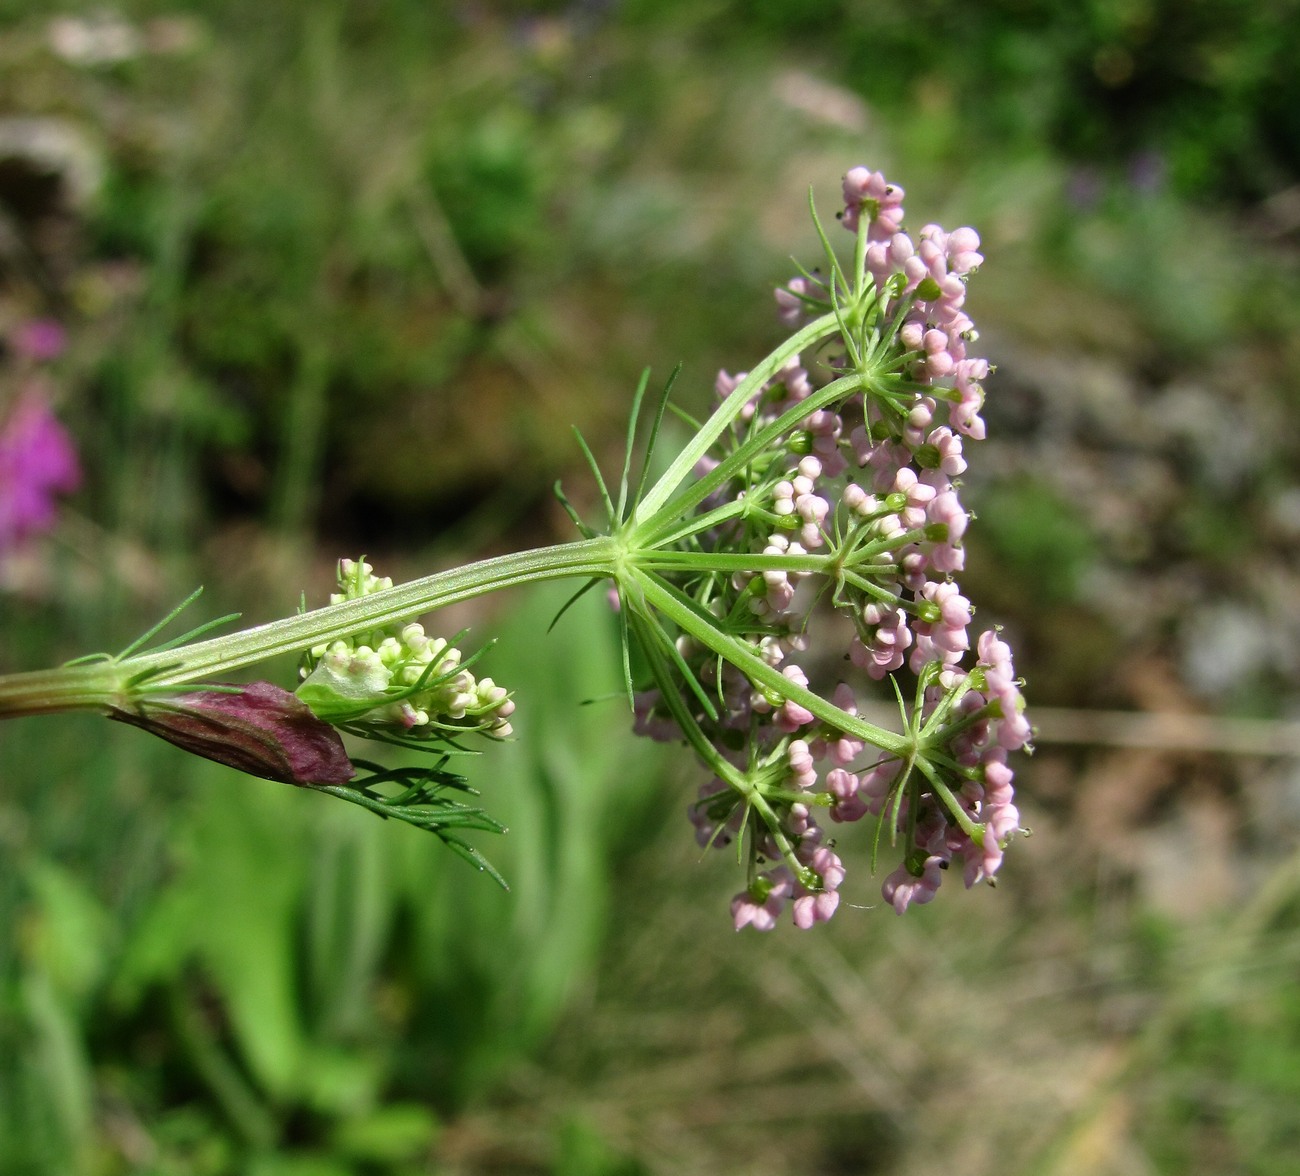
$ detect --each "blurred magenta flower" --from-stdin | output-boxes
[12,319,68,363]
[0,392,82,557]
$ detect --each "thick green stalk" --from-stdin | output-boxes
[632,370,869,549]
[632,311,842,523]
[0,537,620,718]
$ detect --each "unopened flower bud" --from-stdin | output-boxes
[110,681,354,786]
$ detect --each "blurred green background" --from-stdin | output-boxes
[3,1,1300,1173]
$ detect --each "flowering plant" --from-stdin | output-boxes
[0,167,1029,928]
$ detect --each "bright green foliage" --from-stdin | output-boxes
[0,585,669,1170]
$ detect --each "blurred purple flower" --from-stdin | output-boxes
[12,319,68,363]
[0,393,81,556]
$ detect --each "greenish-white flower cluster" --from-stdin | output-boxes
[297,558,515,738]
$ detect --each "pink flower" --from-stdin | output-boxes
[982,750,1015,805]
[0,393,81,558]
[775,277,815,326]
[926,426,967,477]
[771,664,815,731]
[928,490,968,543]
[625,164,1030,929]
[841,168,905,241]
[792,846,845,928]
[882,856,946,914]
[946,227,983,274]
[12,319,68,363]
[732,869,794,932]
[792,889,839,928]
[825,767,859,801]
[892,466,937,529]
[917,581,972,655]
[851,603,912,679]
[787,738,817,790]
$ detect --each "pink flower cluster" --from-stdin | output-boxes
[631,167,1029,930]
[841,631,1028,914]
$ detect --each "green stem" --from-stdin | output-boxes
[632,311,842,524]
[0,537,620,718]
[634,369,868,547]
[627,610,743,789]
[637,550,832,574]
[632,610,808,879]
[915,758,984,844]
[631,567,910,757]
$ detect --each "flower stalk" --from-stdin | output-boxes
[0,537,620,718]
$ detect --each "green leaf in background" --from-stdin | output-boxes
[975,475,1099,607]
[112,769,313,1101]
[15,972,94,1172]
[383,581,673,1103]
[21,861,113,1010]
[0,862,116,1171]
[330,1102,439,1163]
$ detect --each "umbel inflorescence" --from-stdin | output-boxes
[620,167,1029,930]
[0,164,1029,930]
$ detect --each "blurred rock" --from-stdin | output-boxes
[47,12,142,67]
[0,116,103,221]
[1180,603,1279,697]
